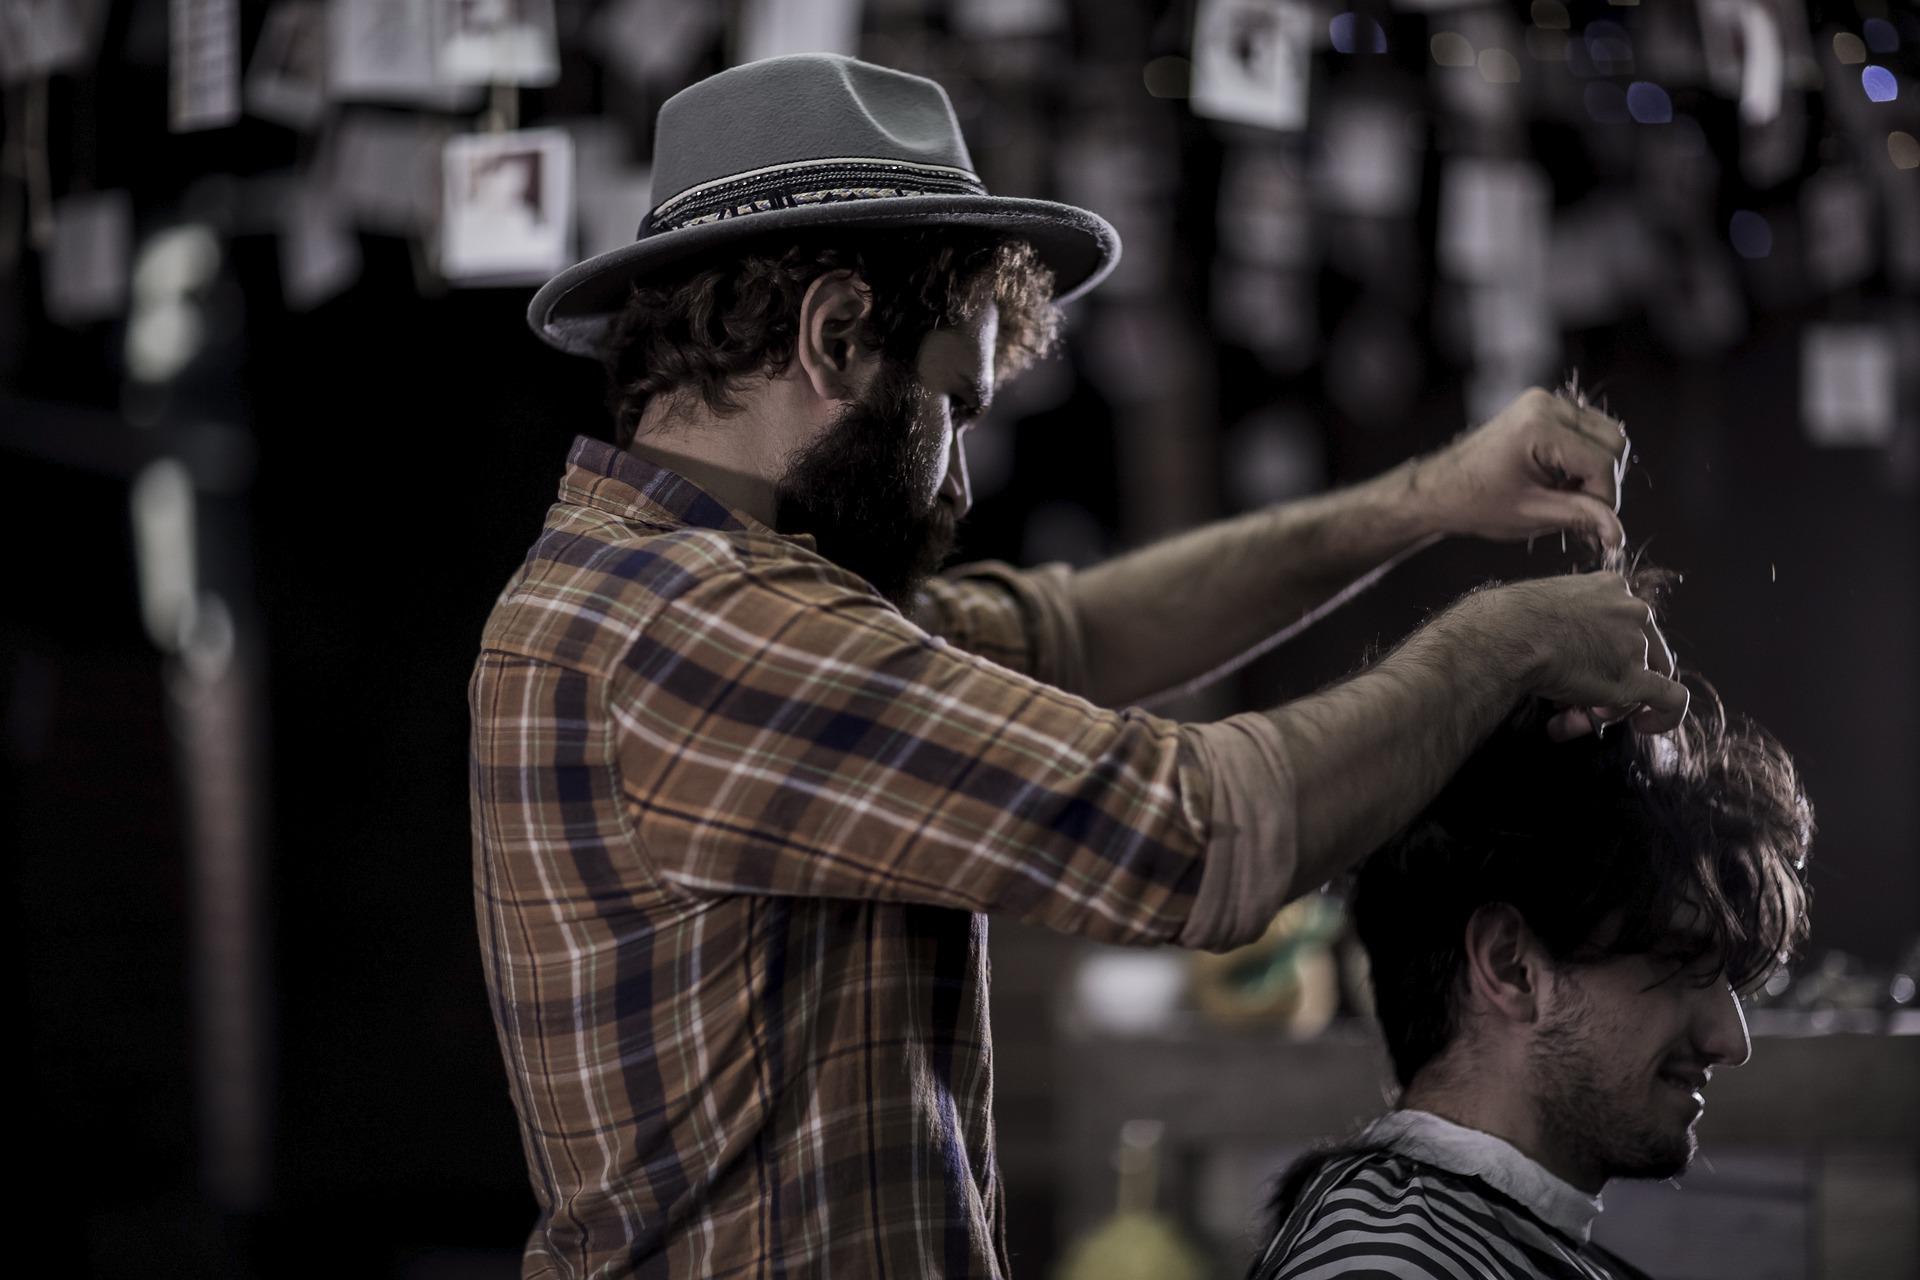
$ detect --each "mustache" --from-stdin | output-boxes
[1658,1062,1713,1088]
[927,497,958,548]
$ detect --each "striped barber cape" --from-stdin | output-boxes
[1248,1111,1656,1280]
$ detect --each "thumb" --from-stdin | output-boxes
[1624,671,1690,733]
[1547,708,1596,741]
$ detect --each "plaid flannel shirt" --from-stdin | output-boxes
[470,436,1294,1278]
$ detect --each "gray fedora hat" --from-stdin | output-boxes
[527,52,1121,360]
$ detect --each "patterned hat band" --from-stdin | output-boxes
[644,156,990,235]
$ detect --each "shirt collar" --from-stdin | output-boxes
[1363,1109,1605,1243]
[559,435,817,551]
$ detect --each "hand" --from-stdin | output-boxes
[1459,572,1686,737]
[1416,387,1631,553]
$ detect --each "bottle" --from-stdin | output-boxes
[1053,1119,1209,1280]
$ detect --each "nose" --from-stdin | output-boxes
[1697,983,1753,1069]
[941,430,972,521]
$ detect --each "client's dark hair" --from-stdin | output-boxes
[1355,678,1813,1091]
[603,228,1062,447]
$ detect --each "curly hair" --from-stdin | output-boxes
[601,229,1064,447]
[1353,676,1813,1090]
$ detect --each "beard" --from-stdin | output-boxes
[773,355,958,611]
[1527,990,1699,1185]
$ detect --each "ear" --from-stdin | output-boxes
[1461,903,1543,1025]
[794,270,877,403]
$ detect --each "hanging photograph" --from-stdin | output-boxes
[1189,0,1311,132]
[244,0,327,131]
[439,127,573,284]
[279,178,363,311]
[436,0,560,87]
[44,190,132,327]
[170,0,241,132]
[735,0,860,65]
[328,111,450,235]
[330,0,481,108]
[0,0,102,82]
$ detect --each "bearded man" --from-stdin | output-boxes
[471,53,1687,1278]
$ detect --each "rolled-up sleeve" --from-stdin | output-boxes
[1174,712,1298,951]
[910,559,1090,697]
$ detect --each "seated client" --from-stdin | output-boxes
[1247,685,1812,1280]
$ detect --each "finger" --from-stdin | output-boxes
[1642,613,1676,679]
[1622,671,1689,733]
[1547,708,1596,741]
[1521,491,1625,552]
[1528,429,1620,510]
[1585,406,1630,469]
[1548,395,1629,462]
[1546,406,1632,513]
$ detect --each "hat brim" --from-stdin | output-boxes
[526,195,1120,360]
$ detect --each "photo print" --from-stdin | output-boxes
[330,0,481,109]
[736,0,860,65]
[0,0,102,83]
[244,0,326,131]
[170,0,241,132]
[1190,0,1312,132]
[436,0,559,87]
[439,127,573,284]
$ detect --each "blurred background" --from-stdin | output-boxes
[4,0,1918,1276]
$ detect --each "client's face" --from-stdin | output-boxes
[1525,927,1753,1188]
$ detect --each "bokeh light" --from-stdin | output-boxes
[1329,13,1387,55]
[1862,65,1898,102]
[1430,32,1474,68]
[132,225,222,301]
[1864,18,1899,53]
[1530,1,1569,31]
[1142,55,1189,98]
[1834,32,1866,64]
[128,300,206,382]
[1478,48,1521,84]
[1626,81,1672,124]
[1890,131,1920,169]
[1729,210,1773,260]
[1584,21,1633,75]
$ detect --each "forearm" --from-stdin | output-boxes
[1171,571,1680,947]
[1266,597,1528,898]
[1068,458,1441,707]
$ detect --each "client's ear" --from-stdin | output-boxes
[1462,903,1542,1024]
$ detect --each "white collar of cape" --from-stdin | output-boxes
[1362,1109,1606,1244]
